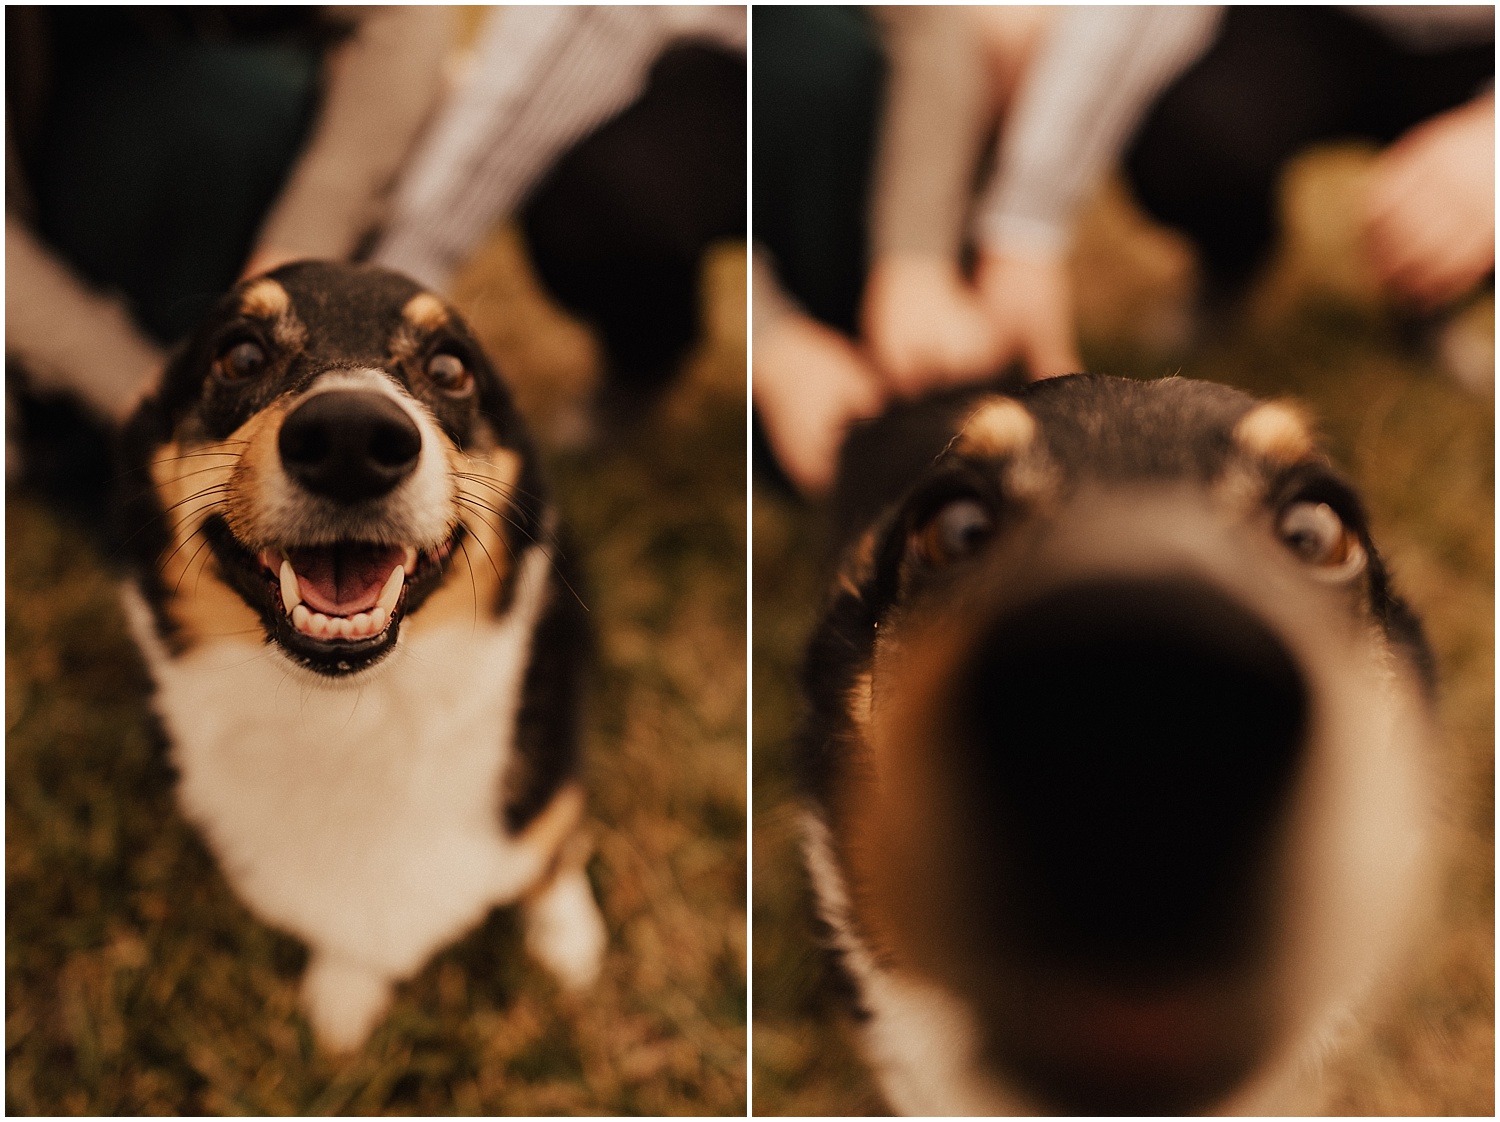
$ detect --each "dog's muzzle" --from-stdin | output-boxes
[855,485,1427,1113]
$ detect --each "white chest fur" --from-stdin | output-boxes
[123,548,552,981]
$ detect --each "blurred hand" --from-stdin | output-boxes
[862,253,1001,397]
[974,248,1082,381]
[240,246,305,282]
[1363,92,1494,311]
[754,311,887,497]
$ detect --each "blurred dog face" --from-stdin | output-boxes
[121,261,544,677]
[803,374,1436,1115]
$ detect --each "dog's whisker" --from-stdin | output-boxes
[451,466,548,509]
[454,497,586,611]
[453,510,511,598]
[455,492,573,571]
[456,537,481,633]
[156,519,216,580]
[171,531,218,598]
[116,463,236,506]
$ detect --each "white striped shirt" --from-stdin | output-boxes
[372,5,745,293]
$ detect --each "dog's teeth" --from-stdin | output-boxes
[292,604,311,632]
[377,566,405,616]
[402,546,419,575]
[279,560,300,614]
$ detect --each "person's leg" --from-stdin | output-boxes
[520,42,746,402]
[752,6,885,338]
[1123,7,1390,298]
[1126,6,1493,300]
[32,11,321,344]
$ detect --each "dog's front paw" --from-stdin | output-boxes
[302,953,393,1052]
[524,867,606,991]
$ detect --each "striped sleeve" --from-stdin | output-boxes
[972,5,1225,259]
[372,5,744,293]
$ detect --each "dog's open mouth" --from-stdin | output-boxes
[259,542,419,642]
[200,516,459,675]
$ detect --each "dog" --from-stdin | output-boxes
[116,260,606,1051]
[799,374,1438,1115]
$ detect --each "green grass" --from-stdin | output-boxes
[6,236,748,1114]
[751,160,1493,1115]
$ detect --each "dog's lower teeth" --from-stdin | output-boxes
[289,602,392,642]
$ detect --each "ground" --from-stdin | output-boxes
[5,233,748,1115]
[751,149,1494,1115]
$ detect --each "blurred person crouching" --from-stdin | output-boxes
[370,5,746,431]
[5,5,451,512]
[752,5,1494,497]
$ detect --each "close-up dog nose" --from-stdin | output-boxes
[958,575,1308,974]
[278,390,423,503]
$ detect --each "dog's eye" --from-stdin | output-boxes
[426,352,473,396]
[215,340,267,383]
[1277,500,1365,578]
[914,497,995,568]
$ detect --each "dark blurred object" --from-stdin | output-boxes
[751,6,884,339]
[7,7,335,344]
[523,42,746,410]
[7,368,116,532]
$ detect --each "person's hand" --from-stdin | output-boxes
[754,311,887,497]
[862,253,1001,397]
[1363,92,1495,311]
[974,248,1082,381]
[240,246,305,282]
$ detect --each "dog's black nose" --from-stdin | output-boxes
[278,390,422,503]
[959,575,1308,974]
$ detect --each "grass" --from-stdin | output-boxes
[6,233,748,1114]
[751,152,1494,1115]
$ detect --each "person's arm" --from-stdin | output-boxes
[246,6,454,277]
[861,7,998,393]
[6,212,164,423]
[754,249,885,497]
[371,6,744,293]
[971,6,1223,379]
[1363,89,1494,310]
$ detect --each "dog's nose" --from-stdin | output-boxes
[278,390,422,503]
[958,575,1308,973]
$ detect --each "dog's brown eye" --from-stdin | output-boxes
[215,340,267,383]
[426,352,472,396]
[1277,500,1365,578]
[915,497,995,568]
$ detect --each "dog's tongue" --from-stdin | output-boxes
[287,543,404,616]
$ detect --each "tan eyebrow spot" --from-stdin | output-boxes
[1234,401,1315,466]
[402,292,450,332]
[955,397,1036,459]
[238,278,290,319]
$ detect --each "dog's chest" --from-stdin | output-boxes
[125,574,548,972]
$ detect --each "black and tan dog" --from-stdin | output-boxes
[800,374,1437,1115]
[118,261,604,1051]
